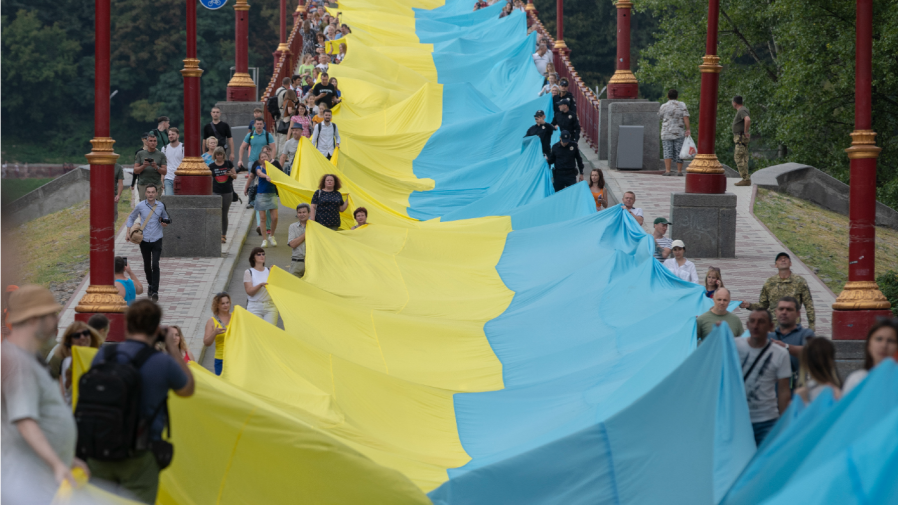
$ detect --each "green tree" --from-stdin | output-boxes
[636,0,898,207]
[1,10,82,121]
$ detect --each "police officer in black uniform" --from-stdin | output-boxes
[553,78,577,116]
[524,110,557,157]
[552,99,581,142]
[547,130,584,192]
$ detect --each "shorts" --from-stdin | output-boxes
[254,192,279,211]
[662,137,685,163]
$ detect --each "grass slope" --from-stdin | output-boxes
[753,188,898,294]
[1,178,55,203]
[7,191,132,287]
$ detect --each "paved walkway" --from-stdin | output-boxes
[580,142,836,337]
[58,174,257,360]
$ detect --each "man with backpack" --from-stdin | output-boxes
[79,299,194,504]
[310,110,340,159]
[238,118,277,172]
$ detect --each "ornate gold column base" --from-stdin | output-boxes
[227,72,256,88]
[833,281,891,310]
[276,43,290,53]
[85,137,120,165]
[181,58,204,78]
[75,285,128,313]
[554,39,568,50]
[699,55,722,73]
[608,69,638,85]
[845,130,882,159]
[295,4,307,13]
[524,2,535,10]
[686,153,725,174]
[175,156,213,176]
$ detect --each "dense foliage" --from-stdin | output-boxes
[1,0,283,162]
[635,0,898,206]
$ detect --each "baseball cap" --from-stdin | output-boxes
[775,252,790,261]
[558,98,571,106]
[654,217,672,225]
[560,131,571,141]
[141,132,149,139]
[559,78,569,86]
[671,240,686,249]
[534,110,545,117]
[6,285,62,325]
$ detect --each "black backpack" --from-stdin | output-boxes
[74,344,156,461]
[266,87,287,120]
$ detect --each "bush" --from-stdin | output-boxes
[877,271,898,317]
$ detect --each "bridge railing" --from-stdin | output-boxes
[261,19,305,131]
[527,11,600,152]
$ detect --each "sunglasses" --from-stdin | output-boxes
[256,252,266,256]
[72,329,91,339]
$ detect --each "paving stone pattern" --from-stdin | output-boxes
[582,143,836,337]
[57,174,255,354]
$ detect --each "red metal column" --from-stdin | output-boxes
[294,0,306,23]
[607,0,638,98]
[832,0,891,338]
[74,0,127,340]
[554,0,567,55]
[685,0,726,194]
[176,0,212,194]
[227,0,255,101]
[274,0,290,69]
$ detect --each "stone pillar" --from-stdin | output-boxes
[74,0,127,340]
[554,0,567,54]
[831,0,891,339]
[685,0,726,195]
[607,0,638,99]
[176,0,212,195]
[227,0,255,102]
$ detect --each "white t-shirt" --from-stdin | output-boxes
[662,258,699,283]
[244,267,272,304]
[736,337,792,423]
[841,369,868,396]
[162,143,184,181]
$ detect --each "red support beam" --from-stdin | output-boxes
[607,0,638,98]
[75,0,127,339]
[227,0,255,101]
[176,0,212,194]
[274,0,290,69]
[832,0,891,338]
[685,0,726,194]
[553,0,567,54]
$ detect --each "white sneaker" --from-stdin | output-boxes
[261,239,269,248]
[269,235,277,247]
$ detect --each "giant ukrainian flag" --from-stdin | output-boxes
[66,1,898,504]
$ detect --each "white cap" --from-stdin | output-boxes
[671,240,686,249]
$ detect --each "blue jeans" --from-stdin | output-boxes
[214,359,223,376]
[752,418,777,447]
[164,178,175,196]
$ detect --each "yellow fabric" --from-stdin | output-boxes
[213,317,226,360]
[70,346,431,504]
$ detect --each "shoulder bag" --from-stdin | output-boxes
[129,203,157,244]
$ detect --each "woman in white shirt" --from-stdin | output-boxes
[662,240,699,283]
[842,319,898,395]
[244,247,279,325]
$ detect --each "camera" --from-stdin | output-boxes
[145,158,153,164]
[160,217,172,225]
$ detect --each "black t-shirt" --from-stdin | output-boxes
[203,121,232,150]
[210,160,235,194]
[311,83,336,106]
[311,189,344,228]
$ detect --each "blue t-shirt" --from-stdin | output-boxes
[253,161,280,194]
[90,340,187,440]
[243,130,273,164]
[115,279,136,305]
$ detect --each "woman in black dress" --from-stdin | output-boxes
[209,146,237,243]
[310,173,349,230]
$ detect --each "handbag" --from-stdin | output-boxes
[276,118,290,135]
[128,203,157,244]
[147,400,174,470]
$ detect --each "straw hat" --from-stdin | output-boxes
[6,285,62,325]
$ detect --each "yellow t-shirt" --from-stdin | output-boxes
[212,316,227,360]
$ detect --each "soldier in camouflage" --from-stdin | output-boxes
[731,96,751,187]
[740,252,816,331]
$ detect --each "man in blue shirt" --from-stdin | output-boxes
[125,185,170,301]
[87,299,194,504]
[769,296,816,388]
[238,118,276,171]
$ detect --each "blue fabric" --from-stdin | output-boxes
[722,360,898,505]
[115,279,136,306]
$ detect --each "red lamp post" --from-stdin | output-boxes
[274,0,291,69]
[607,0,638,98]
[175,0,212,194]
[227,0,255,101]
[685,0,726,194]
[831,0,891,338]
[74,0,127,339]
[554,0,567,55]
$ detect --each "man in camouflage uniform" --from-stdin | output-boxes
[740,252,816,331]
[732,96,752,187]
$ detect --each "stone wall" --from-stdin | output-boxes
[2,168,91,227]
[752,163,898,231]
[607,102,663,171]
